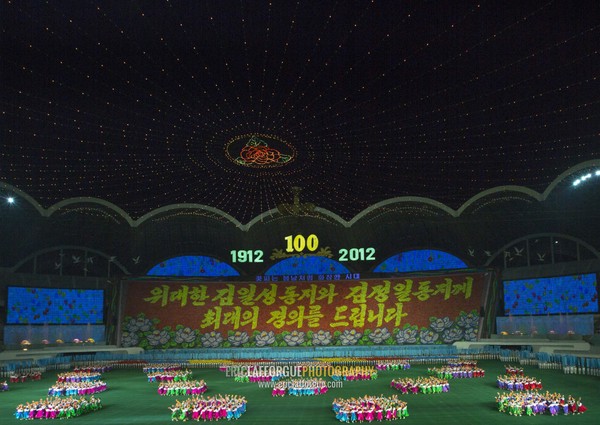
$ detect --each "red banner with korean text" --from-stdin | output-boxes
[121,273,488,348]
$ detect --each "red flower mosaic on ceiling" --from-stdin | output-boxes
[226,134,295,168]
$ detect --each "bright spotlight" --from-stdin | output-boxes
[573,169,600,187]
[7,197,15,204]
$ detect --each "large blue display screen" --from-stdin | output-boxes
[265,256,350,276]
[374,250,467,273]
[503,274,598,315]
[6,287,104,324]
[147,256,240,277]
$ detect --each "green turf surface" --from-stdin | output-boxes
[2,360,599,424]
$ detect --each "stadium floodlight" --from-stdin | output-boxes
[572,169,600,187]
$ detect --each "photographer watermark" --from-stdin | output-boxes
[224,364,376,379]
[257,379,344,390]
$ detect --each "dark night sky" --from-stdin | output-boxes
[2,0,599,221]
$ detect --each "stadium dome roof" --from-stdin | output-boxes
[2,1,599,223]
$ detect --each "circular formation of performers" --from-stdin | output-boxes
[143,363,182,374]
[376,360,411,371]
[168,395,247,421]
[427,365,485,379]
[10,371,43,383]
[332,395,409,422]
[391,376,449,394]
[504,365,524,376]
[14,396,103,420]
[48,380,107,396]
[447,361,477,368]
[72,365,112,374]
[271,379,329,396]
[11,366,107,421]
[497,375,542,391]
[496,391,587,416]
[57,371,102,383]
[158,380,208,396]
[147,369,193,382]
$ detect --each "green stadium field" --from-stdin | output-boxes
[3,360,599,424]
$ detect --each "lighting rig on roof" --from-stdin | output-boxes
[572,169,600,187]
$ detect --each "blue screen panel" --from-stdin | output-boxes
[147,255,240,277]
[265,256,350,276]
[7,287,104,325]
[373,249,467,273]
[503,273,598,315]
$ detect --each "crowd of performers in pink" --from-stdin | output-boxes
[504,365,524,376]
[143,363,182,374]
[9,370,43,383]
[376,359,411,371]
[427,360,485,379]
[14,396,103,420]
[331,366,378,381]
[168,394,247,421]
[72,365,112,373]
[497,391,587,416]
[147,369,193,383]
[56,371,102,383]
[158,380,208,396]
[391,376,450,394]
[332,395,409,422]
[447,360,477,367]
[497,375,542,391]
[48,380,107,396]
[271,379,329,396]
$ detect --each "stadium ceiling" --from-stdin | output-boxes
[2,1,600,223]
